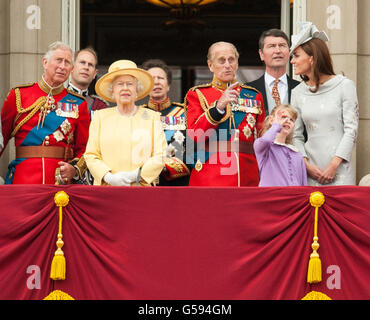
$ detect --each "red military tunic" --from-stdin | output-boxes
[0,78,90,184]
[185,77,265,186]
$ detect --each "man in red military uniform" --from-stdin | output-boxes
[0,41,89,184]
[185,41,265,186]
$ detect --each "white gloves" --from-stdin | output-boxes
[103,169,138,186]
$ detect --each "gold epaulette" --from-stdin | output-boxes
[188,83,212,92]
[66,89,85,100]
[240,83,260,94]
[12,82,35,90]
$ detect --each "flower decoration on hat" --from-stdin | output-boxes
[290,22,329,54]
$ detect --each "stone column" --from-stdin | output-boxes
[0,0,63,178]
[0,1,10,182]
[357,0,370,182]
[298,0,369,183]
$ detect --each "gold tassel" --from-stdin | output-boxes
[44,290,75,300]
[301,291,332,300]
[307,191,325,284]
[50,191,69,280]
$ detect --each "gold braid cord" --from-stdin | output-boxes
[11,88,47,137]
[195,89,230,126]
[50,191,69,281]
[195,89,210,112]
[307,191,325,284]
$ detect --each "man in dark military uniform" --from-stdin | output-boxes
[0,42,89,184]
[185,41,265,186]
[142,59,190,186]
[67,47,110,184]
[68,47,109,119]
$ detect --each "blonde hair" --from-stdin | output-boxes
[259,104,298,144]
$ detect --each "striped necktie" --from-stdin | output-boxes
[272,79,281,107]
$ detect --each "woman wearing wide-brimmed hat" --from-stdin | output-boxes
[84,60,167,186]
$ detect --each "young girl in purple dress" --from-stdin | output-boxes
[254,104,307,186]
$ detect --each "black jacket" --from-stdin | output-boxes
[246,74,300,116]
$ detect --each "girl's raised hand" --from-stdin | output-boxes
[272,109,289,127]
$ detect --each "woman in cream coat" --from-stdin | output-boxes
[84,60,167,186]
[290,23,359,186]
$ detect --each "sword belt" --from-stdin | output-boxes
[16,146,73,161]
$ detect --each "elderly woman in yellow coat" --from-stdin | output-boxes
[84,60,167,186]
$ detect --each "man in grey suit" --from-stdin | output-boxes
[246,29,300,116]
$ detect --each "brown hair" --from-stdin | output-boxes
[141,58,172,85]
[74,46,98,68]
[299,38,335,93]
[259,104,298,144]
[258,29,290,51]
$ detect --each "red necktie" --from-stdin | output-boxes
[272,79,281,107]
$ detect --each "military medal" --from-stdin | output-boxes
[53,130,64,142]
[161,116,186,130]
[231,99,261,114]
[60,119,72,135]
[243,125,252,139]
[246,114,256,127]
[56,101,79,119]
[195,159,203,172]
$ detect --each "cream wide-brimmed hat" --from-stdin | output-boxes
[95,60,154,102]
[290,22,329,55]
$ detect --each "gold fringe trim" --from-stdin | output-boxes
[302,291,332,300]
[43,290,75,300]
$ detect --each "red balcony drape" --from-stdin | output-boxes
[0,185,369,300]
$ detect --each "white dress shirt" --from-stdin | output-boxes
[264,72,288,113]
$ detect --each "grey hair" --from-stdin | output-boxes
[107,75,144,100]
[43,41,73,62]
[207,41,240,62]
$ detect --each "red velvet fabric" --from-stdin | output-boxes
[0,185,369,300]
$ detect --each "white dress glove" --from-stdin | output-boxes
[103,170,138,186]
[124,169,139,184]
